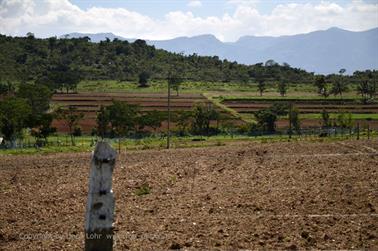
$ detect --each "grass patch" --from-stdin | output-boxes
[77,80,363,99]
[134,184,151,196]
[297,113,378,120]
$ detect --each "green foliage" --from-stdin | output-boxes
[353,70,377,101]
[270,102,289,116]
[335,112,353,128]
[138,71,150,87]
[278,79,288,97]
[0,81,15,95]
[135,184,151,196]
[257,81,266,96]
[175,111,192,136]
[288,106,301,134]
[16,83,52,125]
[168,70,184,96]
[191,103,220,135]
[0,97,32,143]
[253,103,290,133]
[138,110,163,132]
[330,75,348,98]
[0,34,317,85]
[30,113,56,144]
[96,105,109,138]
[253,109,277,133]
[321,109,331,128]
[314,75,329,98]
[73,126,82,137]
[106,101,139,136]
[56,106,84,145]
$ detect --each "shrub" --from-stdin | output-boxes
[73,126,82,137]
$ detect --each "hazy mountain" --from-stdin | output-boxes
[60,32,132,42]
[61,27,378,74]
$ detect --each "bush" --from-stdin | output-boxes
[73,127,82,137]
[91,127,98,136]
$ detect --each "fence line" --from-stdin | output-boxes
[0,126,376,150]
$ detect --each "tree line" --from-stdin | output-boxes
[0,33,315,90]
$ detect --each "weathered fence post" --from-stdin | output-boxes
[85,142,117,251]
[357,123,360,140]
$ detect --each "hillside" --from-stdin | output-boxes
[0,34,313,84]
[63,27,378,74]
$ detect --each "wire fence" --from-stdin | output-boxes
[0,125,376,150]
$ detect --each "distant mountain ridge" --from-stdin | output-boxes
[61,27,378,74]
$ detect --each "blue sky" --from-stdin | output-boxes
[0,0,377,41]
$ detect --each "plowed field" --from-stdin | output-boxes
[1,140,377,250]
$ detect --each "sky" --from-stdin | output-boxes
[0,0,377,41]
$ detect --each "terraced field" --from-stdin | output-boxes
[222,99,378,114]
[221,98,378,129]
[51,93,239,133]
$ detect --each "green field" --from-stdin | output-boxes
[77,80,363,99]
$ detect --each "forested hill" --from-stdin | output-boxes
[0,34,314,85]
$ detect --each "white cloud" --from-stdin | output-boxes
[227,0,260,8]
[0,0,377,41]
[188,0,202,8]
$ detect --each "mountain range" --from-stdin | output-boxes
[61,27,378,74]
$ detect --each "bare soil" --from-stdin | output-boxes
[0,140,377,250]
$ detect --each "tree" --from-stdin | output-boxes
[16,83,52,125]
[331,75,348,98]
[138,110,163,133]
[321,109,331,128]
[314,75,329,98]
[278,79,288,97]
[336,112,353,128]
[254,103,289,133]
[288,106,301,134]
[138,71,150,88]
[0,97,32,147]
[254,109,277,133]
[339,68,346,75]
[56,106,84,146]
[0,81,15,96]
[176,111,192,136]
[30,113,56,146]
[252,65,267,96]
[96,105,109,138]
[356,73,376,102]
[357,80,370,103]
[257,79,266,96]
[16,83,55,141]
[191,103,220,135]
[106,101,139,136]
[270,102,289,116]
[265,59,277,67]
[167,71,184,96]
[45,65,81,93]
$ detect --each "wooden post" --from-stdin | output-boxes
[167,79,171,149]
[357,123,360,140]
[288,103,292,139]
[85,142,117,251]
[367,124,370,140]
